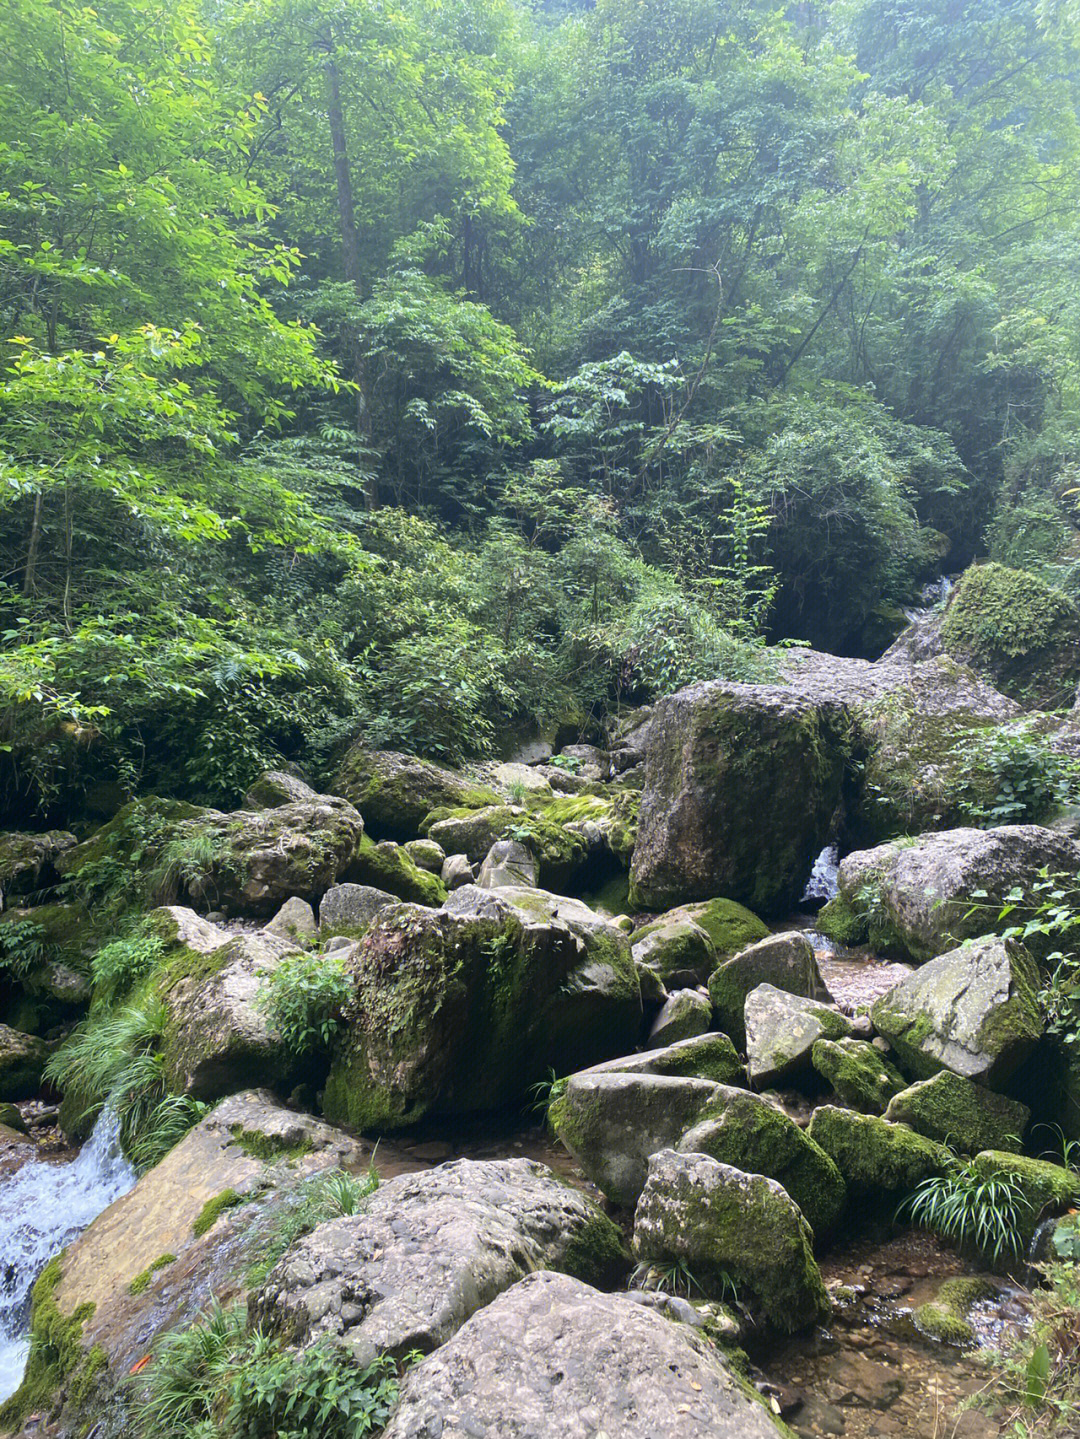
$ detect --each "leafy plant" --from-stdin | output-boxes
[256,951,352,1055]
[898,1159,1034,1265]
[247,1167,379,1288]
[91,923,167,1009]
[0,919,46,979]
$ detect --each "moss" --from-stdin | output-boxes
[940,562,1080,706]
[557,1211,631,1287]
[884,1072,1028,1153]
[689,1091,846,1244]
[346,834,447,906]
[811,1037,906,1115]
[127,1253,177,1295]
[67,1342,108,1411]
[806,1106,949,1196]
[228,1123,314,1164]
[816,893,867,946]
[972,1151,1080,1236]
[682,898,770,958]
[0,1252,95,1427]
[645,1034,744,1085]
[914,1277,998,1347]
[335,745,499,840]
[192,1187,244,1237]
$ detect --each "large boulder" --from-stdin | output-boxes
[550,1073,726,1206]
[0,830,76,906]
[323,886,640,1131]
[574,1032,744,1086]
[744,986,853,1085]
[335,746,499,840]
[632,917,716,988]
[870,935,1043,1086]
[382,1270,788,1439]
[709,933,824,1048]
[832,825,1080,963]
[477,839,538,890]
[633,1149,831,1331]
[243,769,319,809]
[8,1092,363,1431]
[629,683,852,915]
[254,1158,627,1366]
[56,794,366,917]
[647,989,711,1047]
[0,1023,48,1100]
[971,1151,1080,1242]
[884,1071,1030,1154]
[677,1086,845,1243]
[655,896,770,959]
[807,1107,949,1196]
[149,911,299,1100]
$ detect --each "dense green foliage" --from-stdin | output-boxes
[5,0,1080,825]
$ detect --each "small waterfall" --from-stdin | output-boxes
[801,844,840,905]
[902,574,954,623]
[0,1109,136,1403]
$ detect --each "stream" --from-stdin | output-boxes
[0,1109,135,1404]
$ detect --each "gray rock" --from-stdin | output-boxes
[884,1071,1031,1153]
[836,825,1080,963]
[440,853,476,889]
[0,1024,48,1100]
[255,1159,626,1368]
[262,896,316,943]
[708,932,824,1047]
[243,770,319,809]
[319,882,398,935]
[157,928,298,1100]
[427,805,522,863]
[0,829,76,905]
[745,985,853,1085]
[550,1072,725,1206]
[647,989,711,1047]
[871,935,1043,1086]
[403,838,446,873]
[810,1036,907,1114]
[633,1149,831,1332]
[489,761,554,796]
[382,1270,785,1439]
[334,747,498,840]
[574,1032,744,1085]
[477,838,538,890]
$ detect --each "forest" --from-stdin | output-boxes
[5,0,1080,826]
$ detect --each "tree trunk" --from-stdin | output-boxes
[23,492,43,596]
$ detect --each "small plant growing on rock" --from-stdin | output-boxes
[898,1158,1033,1265]
[247,1167,379,1287]
[256,950,352,1054]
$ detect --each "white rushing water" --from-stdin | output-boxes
[801,843,840,905]
[0,1110,136,1403]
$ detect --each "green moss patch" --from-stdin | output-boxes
[228,1123,314,1164]
[192,1187,244,1237]
[0,1252,97,1427]
[128,1252,177,1295]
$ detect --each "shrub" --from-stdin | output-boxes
[898,1158,1033,1265]
[256,951,352,1054]
[91,922,167,1009]
[136,1299,401,1439]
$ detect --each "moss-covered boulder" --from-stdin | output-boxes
[335,746,499,840]
[671,897,770,957]
[629,684,853,915]
[403,838,446,873]
[0,902,94,1032]
[243,770,319,809]
[646,989,711,1048]
[579,1032,744,1086]
[811,1037,907,1114]
[709,933,823,1049]
[940,562,1080,707]
[745,986,852,1086]
[834,826,1080,964]
[884,1072,1030,1153]
[971,1151,1080,1241]
[0,1023,48,1100]
[550,1072,726,1206]
[0,829,76,905]
[633,1149,831,1332]
[870,935,1043,1086]
[913,1277,998,1347]
[56,794,366,918]
[677,1087,846,1243]
[426,803,595,890]
[806,1106,949,1196]
[632,917,716,988]
[323,886,641,1132]
[345,834,446,906]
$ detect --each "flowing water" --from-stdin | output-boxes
[802,845,841,905]
[0,1109,136,1403]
